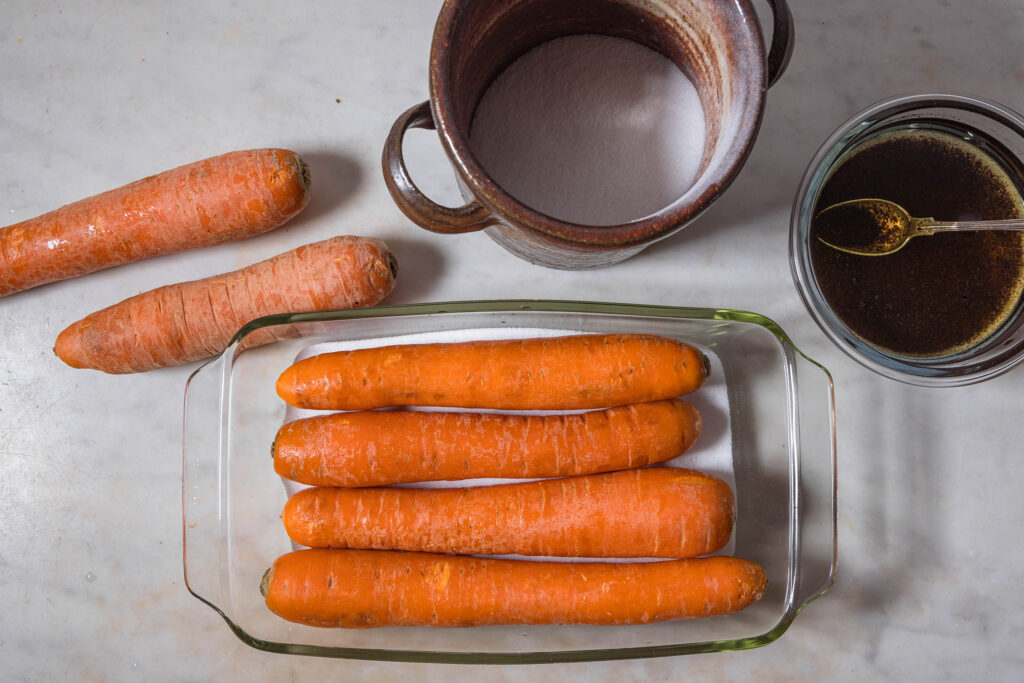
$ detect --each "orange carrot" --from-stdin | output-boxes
[275,333,708,411]
[54,236,397,374]
[262,549,766,627]
[282,467,734,558]
[273,399,702,487]
[1,149,310,297]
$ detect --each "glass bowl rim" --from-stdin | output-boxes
[788,92,1024,387]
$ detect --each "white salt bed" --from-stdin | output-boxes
[469,34,707,226]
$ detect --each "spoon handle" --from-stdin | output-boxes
[924,218,1024,233]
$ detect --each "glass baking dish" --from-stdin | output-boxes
[182,300,837,663]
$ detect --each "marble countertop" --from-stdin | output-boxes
[2,0,1023,680]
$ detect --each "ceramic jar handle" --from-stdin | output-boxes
[765,0,795,88]
[382,101,494,234]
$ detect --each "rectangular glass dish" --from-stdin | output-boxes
[182,300,837,663]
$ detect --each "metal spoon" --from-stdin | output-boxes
[815,198,1024,256]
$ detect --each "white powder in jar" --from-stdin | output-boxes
[469,34,707,226]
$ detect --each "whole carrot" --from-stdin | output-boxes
[275,333,708,411]
[282,467,734,558]
[262,549,767,627]
[1,148,310,297]
[273,399,702,486]
[54,236,397,373]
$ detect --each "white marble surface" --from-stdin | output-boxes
[2,0,1023,680]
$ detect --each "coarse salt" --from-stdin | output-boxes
[469,34,707,226]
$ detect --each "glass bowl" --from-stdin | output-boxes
[790,93,1024,386]
[182,300,836,663]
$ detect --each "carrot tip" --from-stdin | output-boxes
[53,330,88,369]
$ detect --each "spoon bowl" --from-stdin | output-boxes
[815,198,1024,256]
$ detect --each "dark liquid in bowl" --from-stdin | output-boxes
[810,125,1024,358]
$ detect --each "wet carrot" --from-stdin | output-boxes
[1,148,310,297]
[282,467,734,558]
[275,333,708,411]
[54,236,397,374]
[262,549,766,627]
[273,399,702,487]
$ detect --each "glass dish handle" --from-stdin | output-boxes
[793,349,838,611]
[182,353,231,620]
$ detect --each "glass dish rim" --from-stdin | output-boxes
[182,299,837,664]
[788,92,1024,387]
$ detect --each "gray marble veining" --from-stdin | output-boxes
[1,0,1023,679]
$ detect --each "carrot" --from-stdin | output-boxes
[0,149,311,297]
[275,333,708,411]
[261,549,766,627]
[54,236,397,374]
[273,399,702,487]
[282,467,734,558]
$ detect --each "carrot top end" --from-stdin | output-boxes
[700,352,712,380]
[260,567,272,598]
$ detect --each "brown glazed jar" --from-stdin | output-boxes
[383,0,794,270]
